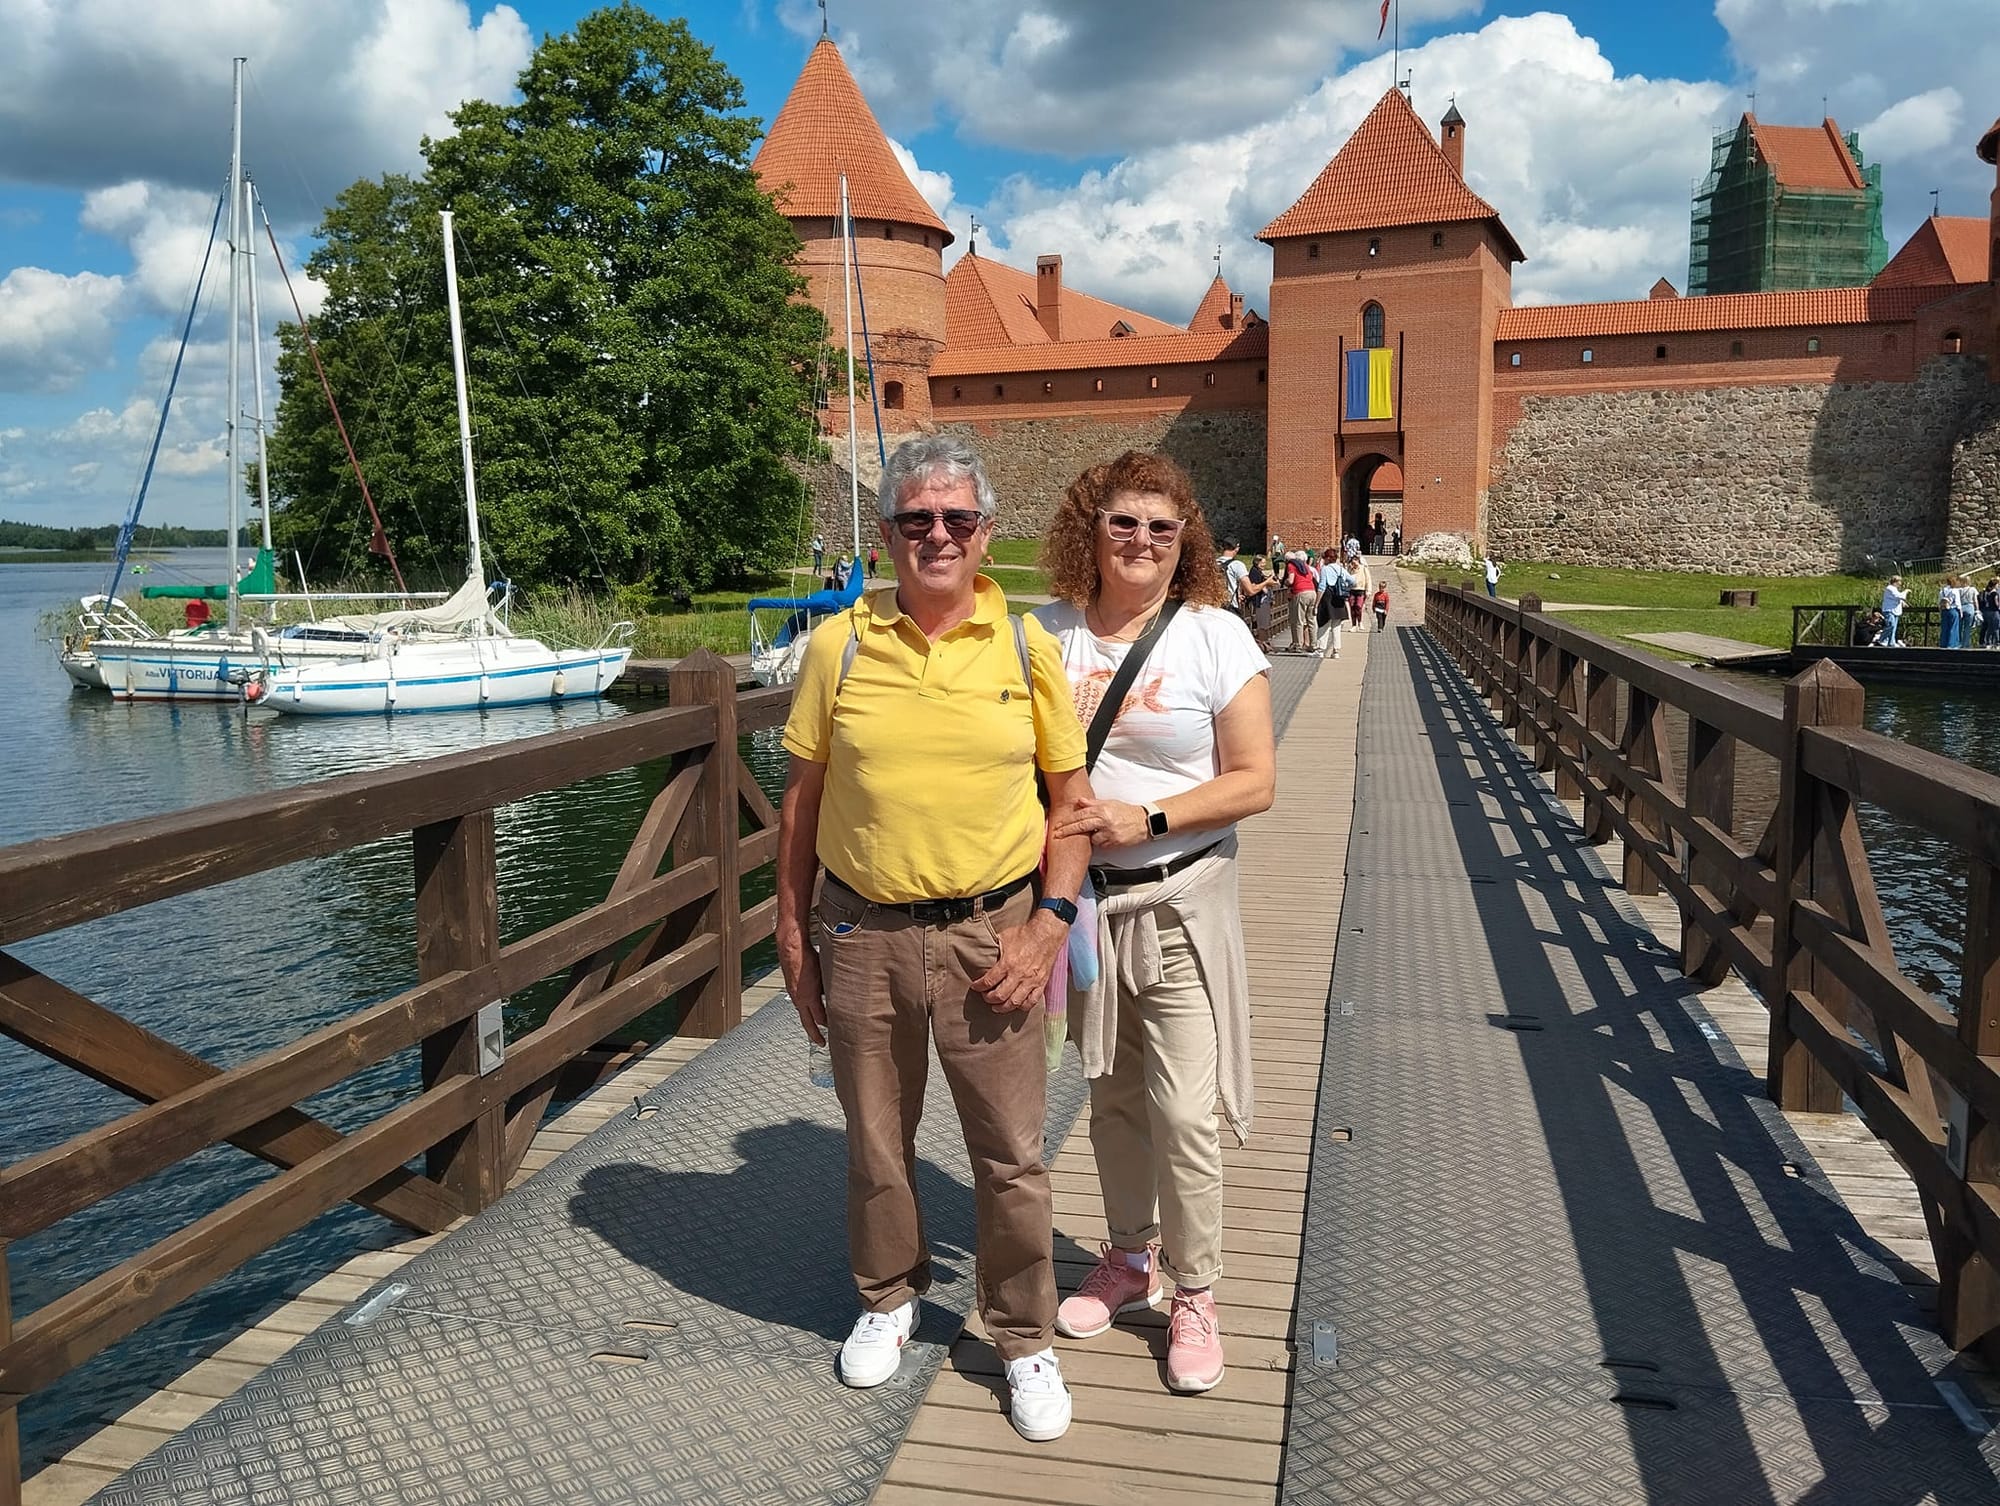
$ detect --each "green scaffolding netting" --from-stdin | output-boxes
[1688,121,1889,295]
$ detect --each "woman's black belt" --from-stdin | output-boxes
[1088,842,1220,892]
[823,869,1035,924]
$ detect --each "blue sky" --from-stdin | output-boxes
[0,1,1991,530]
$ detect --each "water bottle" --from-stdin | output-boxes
[808,1039,835,1090]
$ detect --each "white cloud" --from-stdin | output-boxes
[0,267,126,391]
[887,138,956,226]
[1858,88,1963,165]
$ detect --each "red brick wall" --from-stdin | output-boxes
[928,357,1266,421]
[790,216,947,431]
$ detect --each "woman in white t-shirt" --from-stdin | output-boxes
[1031,451,1275,1395]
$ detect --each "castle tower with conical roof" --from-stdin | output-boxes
[753,38,952,434]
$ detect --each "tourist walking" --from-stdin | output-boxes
[1482,554,1500,598]
[1285,551,1319,652]
[1346,549,1372,628]
[1940,576,1962,650]
[1316,548,1352,658]
[1372,581,1390,632]
[1958,577,1980,649]
[1218,539,1250,618]
[1031,450,1276,1396]
[1879,575,1907,646]
[775,434,1091,1442]
[811,533,825,574]
[1246,556,1274,651]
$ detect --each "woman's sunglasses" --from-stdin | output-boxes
[890,508,987,541]
[1097,509,1185,546]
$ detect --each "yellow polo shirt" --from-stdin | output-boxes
[782,577,1085,904]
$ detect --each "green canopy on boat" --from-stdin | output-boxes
[141,547,277,599]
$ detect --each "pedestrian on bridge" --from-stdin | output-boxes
[1032,450,1276,1395]
[775,433,1093,1442]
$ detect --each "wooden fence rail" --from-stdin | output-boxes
[0,652,793,1506]
[1425,586,2000,1367]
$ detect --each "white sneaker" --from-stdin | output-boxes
[1005,1348,1073,1441]
[839,1298,917,1388]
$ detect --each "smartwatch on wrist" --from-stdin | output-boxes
[1036,895,1079,926]
[1144,803,1169,839]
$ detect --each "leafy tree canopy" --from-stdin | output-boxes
[267,5,827,596]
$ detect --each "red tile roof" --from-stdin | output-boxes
[931,322,1268,377]
[1187,273,1235,331]
[1258,88,1523,260]
[942,253,1185,351]
[1873,216,1990,287]
[1496,284,1943,341]
[1745,116,1865,192]
[752,39,950,241]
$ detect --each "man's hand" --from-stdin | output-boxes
[778,929,828,1045]
[1051,796,1150,849]
[972,910,1068,1012]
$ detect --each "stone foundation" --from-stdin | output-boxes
[1945,387,2000,565]
[1487,357,1989,571]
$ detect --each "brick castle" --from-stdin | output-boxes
[755,38,2000,573]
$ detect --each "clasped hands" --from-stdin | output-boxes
[1050,796,1152,849]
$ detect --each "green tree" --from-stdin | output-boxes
[267,4,827,595]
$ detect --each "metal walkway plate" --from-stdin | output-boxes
[89,988,1086,1505]
[1281,627,2000,1503]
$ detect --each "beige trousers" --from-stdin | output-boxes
[1087,914,1225,1289]
[817,880,1055,1361]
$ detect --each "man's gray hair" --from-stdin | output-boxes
[877,433,998,519]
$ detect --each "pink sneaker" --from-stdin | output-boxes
[1166,1288,1225,1392]
[1055,1244,1162,1339]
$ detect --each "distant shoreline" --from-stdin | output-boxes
[0,549,177,565]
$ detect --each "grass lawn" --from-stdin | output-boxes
[1416,560,1890,653]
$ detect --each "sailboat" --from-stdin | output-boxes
[748,173,874,687]
[244,210,633,715]
[88,59,447,702]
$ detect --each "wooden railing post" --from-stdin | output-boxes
[1766,661,1855,1113]
[414,809,505,1214]
[1683,717,1737,983]
[668,650,742,1038]
[2,1242,17,1506]
[1620,685,1672,896]
[1553,647,1584,800]
[1945,862,2000,1358]
[1518,597,1554,766]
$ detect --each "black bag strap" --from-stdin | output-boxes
[1084,597,1181,773]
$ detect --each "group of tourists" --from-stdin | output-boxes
[1867,573,2000,648]
[776,435,1277,1443]
[1216,537,1391,655]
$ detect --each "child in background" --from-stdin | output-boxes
[1372,583,1390,632]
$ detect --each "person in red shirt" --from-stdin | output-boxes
[1372,583,1390,633]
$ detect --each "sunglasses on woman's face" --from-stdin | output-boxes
[890,508,987,541]
[1097,509,1185,546]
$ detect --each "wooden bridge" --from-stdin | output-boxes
[4,577,1999,1504]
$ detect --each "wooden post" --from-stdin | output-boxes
[2,1242,17,1506]
[1682,717,1736,983]
[1766,661,1855,1113]
[1553,647,1583,800]
[1944,861,2000,1358]
[1620,685,1671,896]
[1582,663,1616,843]
[668,650,742,1038]
[414,809,505,1213]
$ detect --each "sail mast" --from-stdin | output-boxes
[243,173,273,558]
[840,173,860,562]
[440,209,485,588]
[223,57,245,630]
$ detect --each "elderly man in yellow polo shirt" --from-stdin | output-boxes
[776,433,1092,1443]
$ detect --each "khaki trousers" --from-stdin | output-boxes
[1287,589,1317,648]
[817,880,1054,1361]
[1088,914,1225,1289]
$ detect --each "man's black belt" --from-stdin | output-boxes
[1088,842,1220,892]
[824,869,1035,924]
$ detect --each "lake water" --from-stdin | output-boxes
[2,560,1989,1462]
[1,553,788,1460]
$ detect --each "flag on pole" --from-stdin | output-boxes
[1378,0,1391,40]
[1346,348,1394,420]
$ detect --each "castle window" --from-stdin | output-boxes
[1308,242,1320,260]
[1094,378,1104,392]
[952,385,962,400]
[1805,337,1820,353]
[883,225,893,239]
[1431,231,1444,249]
[1257,368,1267,383]
[1655,345,1667,360]
[1945,329,1964,353]
[1043,381,1053,394]
[1362,302,1385,349]
[1368,237,1381,257]
[994,383,1005,397]
[1204,371,1217,387]
[883,380,904,410]
[1509,352,1521,367]
[1730,340,1744,357]
[1581,347,1593,364]
[1149,375,1160,391]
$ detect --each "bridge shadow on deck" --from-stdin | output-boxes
[1280,626,2000,1504]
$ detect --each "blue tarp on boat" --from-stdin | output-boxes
[747,558,864,645]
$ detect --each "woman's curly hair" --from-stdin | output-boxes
[1039,451,1228,609]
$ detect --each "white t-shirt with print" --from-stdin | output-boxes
[1031,600,1269,870]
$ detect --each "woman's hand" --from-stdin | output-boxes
[1051,796,1151,849]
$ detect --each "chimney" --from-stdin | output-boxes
[1227,292,1244,329]
[1440,101,1466,180]
[1035,255,1063,340]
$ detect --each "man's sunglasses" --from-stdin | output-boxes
[890,508,987,541]
[1097,509,1185,545]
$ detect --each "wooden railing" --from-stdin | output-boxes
[1793,602,1945,648]
[0,651,790,1505]
[1425,586,2000,1366]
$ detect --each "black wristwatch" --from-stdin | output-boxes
[1145,803,1170,839]
[1036,895,1079,926]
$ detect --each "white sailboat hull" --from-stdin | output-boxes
[255,640,632,715]
[95,633,373,703]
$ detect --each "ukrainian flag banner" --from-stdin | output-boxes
[1345,348,1394,420]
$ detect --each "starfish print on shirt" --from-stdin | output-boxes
[1072,668,1170,729]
